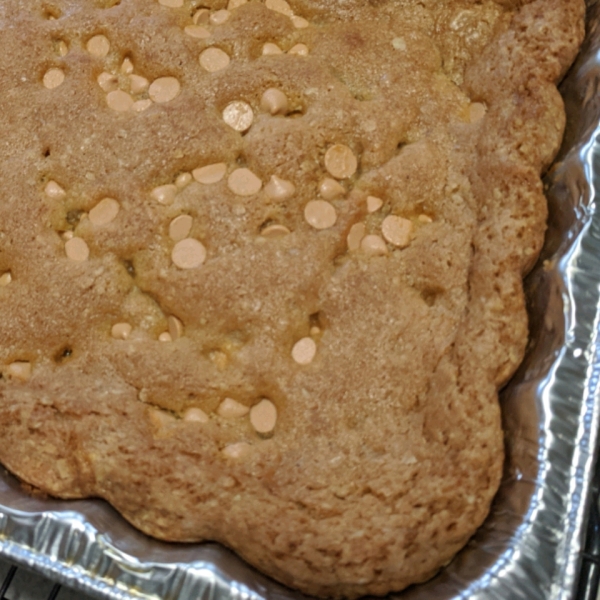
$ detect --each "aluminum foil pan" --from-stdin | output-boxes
[2,3,600,599]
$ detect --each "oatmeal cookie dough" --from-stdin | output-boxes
[0,0,584,597]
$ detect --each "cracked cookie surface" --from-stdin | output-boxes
[0,0,584,597]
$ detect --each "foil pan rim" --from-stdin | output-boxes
[1,2,600,599]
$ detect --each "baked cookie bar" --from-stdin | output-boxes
[0,0,584,597]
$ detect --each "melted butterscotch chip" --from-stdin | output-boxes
[43,68,65,90]
[65,237,90,262]
[324,144,358,179]
[222,101,254,132]
[250,399,277,434]
[227,168,262,196]
[111,322,132,340]
[304,200,337,230]
[193,163,227,184]
[171,238,207,269]
[89,198,119,226]
[199,48,230,72]
[149,77,181,104]
[86,35,110,58]
[0,272,12,287]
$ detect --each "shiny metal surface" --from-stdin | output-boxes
[1,3,600,599]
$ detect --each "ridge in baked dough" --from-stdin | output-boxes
[0,0,584,597]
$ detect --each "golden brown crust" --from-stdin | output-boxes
[0,0,584,597]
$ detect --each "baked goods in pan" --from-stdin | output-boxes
[0,0,584,596]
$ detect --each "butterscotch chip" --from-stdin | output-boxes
[265,0,293,17]
[347,222,366,251]
[361,234,388,255]
[199,48,230,72]
[183,407,209,423]
[111,323,132,340]
[171,238,207,269]
[107,90,134,112]
[210,9,231,25]
[89,198,119,226]
[291,16,309,28]
[167,315,184,340]
[169,215,193,241]
[222,442,251,459]
[324,144,358,179]
[158,332,172,342]
[264,175,295,200]
[44,180,65,199]
[469,102,487,123]
[0,272,12,287]
[192,8,209,24]
[304,200,337,230]
[193,163,227,184]
[86,35,110,58]
[7,361,31,381]
[250,399,277,434]
[262,43,283,55]
[150,184,177,205]
[43,68,65,89]
[260,89,289,115]
[366,195,383,213]
[65,237,90,262]
[129,74,149,94]
[184,25,211,39]
[97,72,118,92]
[149,77,181,104]
[319,178,345,200]
[217,397,249,418]
[222,101,254,132]
[381,215,413,248]
[227,168,262,196]
[175,173,192,188]
[291,337,317,365]
[132,99,153,113]
[288,44,309,56]
[261,224,291,238]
